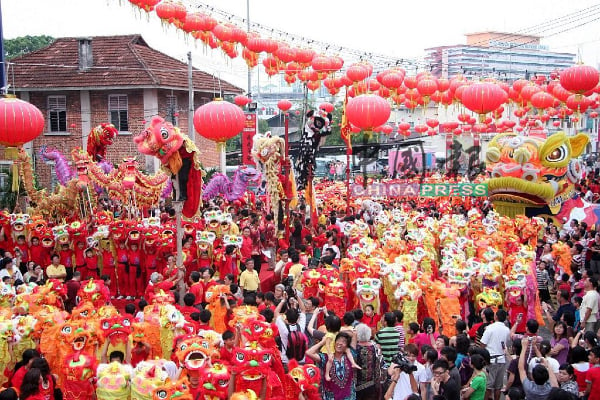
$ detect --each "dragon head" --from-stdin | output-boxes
[176,336,218,371]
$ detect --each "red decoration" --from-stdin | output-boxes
[346,63,370,83]
[234,95,250,108]
[552,120,561,127]
[277,99,292,112]
[381,125,393,135]
[461,83,508,118]
[345,94,391,132]
[590,111,599,119]
[319,102,334,113]
[128,0,161,12]
[530,92,555,110]
[155,0,187,26]
[0,96,44,146]
[193,99,245,143]
[559,65,600,95]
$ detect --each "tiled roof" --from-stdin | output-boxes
[9,35,242,93]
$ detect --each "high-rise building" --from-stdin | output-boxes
[425,31,575,80]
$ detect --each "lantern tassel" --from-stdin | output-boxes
[11,164,18,192]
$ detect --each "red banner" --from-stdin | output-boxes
[242,113,257,165]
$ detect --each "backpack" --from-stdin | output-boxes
[285,323,308,361]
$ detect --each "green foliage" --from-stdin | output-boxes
[204,167,219,181]
[258,118,269,134]
[0,166,28,211]
[5,35,54,60]
[226,135,241,152]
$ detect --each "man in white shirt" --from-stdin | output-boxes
[580,276,600,332]
[275,305,307,365]
[481,308,510,400]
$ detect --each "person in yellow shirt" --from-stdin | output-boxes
[46,254,67,282]
[239,258,260,296]
[287,253,304,292]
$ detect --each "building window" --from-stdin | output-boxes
[166,95,178,125]
[47,95,67,133]
[108,94,129,132]
[0,163,10,192]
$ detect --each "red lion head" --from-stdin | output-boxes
[87,123,118,160]
[135,116,184,165]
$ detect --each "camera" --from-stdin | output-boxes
[392,353,418,374]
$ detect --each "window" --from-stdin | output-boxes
[47,95,67,133]
[108,94,129,132]
[0,163,10,191]
[166,95,178,125]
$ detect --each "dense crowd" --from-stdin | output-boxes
[2,176,600,400]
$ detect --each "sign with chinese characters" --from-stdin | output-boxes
[241,113,256,165]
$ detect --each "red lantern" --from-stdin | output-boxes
[590,111,599,119]
[398,122,411,131]
[530,92,555,110]
[461,83,508,119]
[213,23,234,42]
[417,77,438,97]
[426,119,439,129]
[129,0,161,12]
[193,99,245,143]
[346,63,370,83]
[552,120,561,127]
[566,94,591,113]
[414,124,428,134]
[319,102,334,113]
[155,0,186,26]
[277,99,292,112]
[346,94,391,132]
[234,95,250,108]
[503,120,516,129]
[0,96,44,146]
[381,125,393,135]
[559,65,600,95]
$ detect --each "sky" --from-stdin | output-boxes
[3,0,600,90]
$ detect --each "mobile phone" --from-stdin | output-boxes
[427,326,433,334]
[517,313,523,319]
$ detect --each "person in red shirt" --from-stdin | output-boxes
[73,240,86,275]
[115,241,129,300]
[361,304,381,337]
[28,236,45,267]
[178,293,200,319]
[144,272,177,303]
[182,236,197,282]
[260,214,277,271]
[507,293,528,334]
[584,346,600,400]
[199,267,217,307]
[240,226,253,267]
[100,240,118,296]
[219,330,236,365]
[14,235,29,267]
[82,247,100,281]
[129,242,143,299]
[58,242,74,280]
[188,271,204,308]
[215,245,241,282]
[196,309,213,331]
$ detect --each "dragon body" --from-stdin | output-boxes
[202,166,261,202]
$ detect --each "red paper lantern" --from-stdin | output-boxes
[346,63,370,83]
[414,124,428,134]
[277,99,292,112]
[381,125,393,135]
[155,0,186,26]
[129,0,161,12]
[461,83,508,118]
[234,95,250,108]
[398,122,411,131]
[0,96,44,146]
[346,94,391,132]
[560,65,600,95]
[566,94,591,113]
[212,23,234,42]
[426,119,439,129]
[319,102,334,113]
[417,77,438,97]
[590,111,599,119]
[193,99,245,143]
[530,92,555,110]
[552,120,561,127]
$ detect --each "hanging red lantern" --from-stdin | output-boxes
[460,83,508,120]
[590,111,599,119]
[453,128,463,135]
[552,120,561,127]
[0,96,44,146]
[417,77,438,98]
[566,94,591,113]
[346,63,370,83]
[503,120,516,129]
[182,12,204,33]
[381,125,393,135]
[193,99,245,143]
[427,129,437,136]
[346,94,391,133]
[414,124,428,134]
[234,95,250,108]
[212,23,234,42]
[155,0,186,26]
[426,119,439,129]
[277,99,292,112]
[520,84,542,103]
[530,91,555,111]
[276,46,298,63]
[319,102,334,113]
[559,64,600,95]
[311,55,333,75]
[129,0,161,12]
[404,76,417,89]
[306,81,321,91]
[398,122,411,131]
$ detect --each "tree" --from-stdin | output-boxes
[5,35,54,60]
[258,118,269,134]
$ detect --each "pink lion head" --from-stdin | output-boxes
[134,116,184,165]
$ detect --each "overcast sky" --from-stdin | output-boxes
[4,0,600,89]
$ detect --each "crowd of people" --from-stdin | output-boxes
[2,174,600,400]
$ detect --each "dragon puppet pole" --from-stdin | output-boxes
[346,146,351,213]
[173,201,184,267]
[283,111,291,244]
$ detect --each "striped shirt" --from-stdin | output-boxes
[394,324,406,350]
[375,326,400,364]
[536,268,549,290]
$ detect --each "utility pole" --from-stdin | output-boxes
[0,0,6,94]
[246,0,251,96]
[188,51,195,140]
